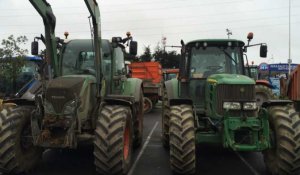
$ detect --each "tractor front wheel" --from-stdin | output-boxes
[169,105,196,174]
[0,106,42,174]
[94,105,133,175]
[263,105,300,175]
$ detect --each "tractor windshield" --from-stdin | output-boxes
[61,40,111,77]
[190,47,243,78]
[61,40,96,76]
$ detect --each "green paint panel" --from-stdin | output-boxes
[208,74,255,85]
[222,113,270,151]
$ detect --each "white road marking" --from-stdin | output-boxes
[235,151,260,175]
[128,121,159,175]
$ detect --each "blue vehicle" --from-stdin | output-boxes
[0,55,42,105]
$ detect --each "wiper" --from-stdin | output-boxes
[219,48,238,65]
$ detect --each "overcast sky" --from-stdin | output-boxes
[0,0,299,65]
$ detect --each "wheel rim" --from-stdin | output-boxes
[143,98,151,112]
[144,101,149,111]
[123,121,130,160]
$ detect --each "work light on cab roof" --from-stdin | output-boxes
[247,32,254,41]
[64,31,69,39]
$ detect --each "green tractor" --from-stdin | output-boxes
[162,37,300,174]
[0,0,143,174]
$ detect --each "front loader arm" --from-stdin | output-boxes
[84,0,103,97]
[29,0,59,77]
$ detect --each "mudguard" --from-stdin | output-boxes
[256,80,273,89]
[164,78,193,106]
[262,100,294,108]
[105,78,143,105]
[123,78,143,102]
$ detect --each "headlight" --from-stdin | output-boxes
[44,100,55,114]
[223,102,241,110]
[63,100,77,115]
[243,102,257,110]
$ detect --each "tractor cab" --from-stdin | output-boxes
[179,39,248,112]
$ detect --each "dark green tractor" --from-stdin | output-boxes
[0,0,143,175]
[162,38,300,174]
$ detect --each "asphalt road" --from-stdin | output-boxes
[9,104,268,175]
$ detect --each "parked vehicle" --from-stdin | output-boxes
[162,35,300,175]
[0,56,42,110]
[163,68,179,81]
[280,65,300,112]
[129,61,163,113]
[0,1,143,174]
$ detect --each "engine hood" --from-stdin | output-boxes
[207,74,255,85]
[45,76,85,113]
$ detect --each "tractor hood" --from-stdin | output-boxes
[207,74,255,85]
[45,75,96,113]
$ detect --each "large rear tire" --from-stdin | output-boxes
[0,106,42,174]
[263,105,300,175]
[162,89,170,148]
[94,105,133,175]
[169,105,196,174]
[255,84,276,107]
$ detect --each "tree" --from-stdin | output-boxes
[152,43,181,68]
[0,35,28,97]
[0,35,28,58]
[162,50,180,68]
[139,45,152,62]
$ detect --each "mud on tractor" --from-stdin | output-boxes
[0,0,143,174]
[162,37,300,174]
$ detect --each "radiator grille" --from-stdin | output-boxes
[216,84,255,115]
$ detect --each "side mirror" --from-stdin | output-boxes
[129,41,138,56]
[31,41,39,55]
[260,44,267,58]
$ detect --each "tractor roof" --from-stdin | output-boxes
[186,39,245,47]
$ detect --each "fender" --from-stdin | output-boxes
[122,78,143,103]
[164,79,193,106]
[256,80,273,89]
[103,78,142,105]
[262,99,294,108]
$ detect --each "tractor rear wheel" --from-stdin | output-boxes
[162,89,170,148]
[94,105,133,175]
[0,106,42,174]
[255,84,276,107]
[263,105,300,175]
[143,97,153,113]
[169,105,196,174]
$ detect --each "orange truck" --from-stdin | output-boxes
[281,65,300,112]
[129,62,163,113]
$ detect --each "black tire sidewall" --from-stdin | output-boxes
[3,106,42,173]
